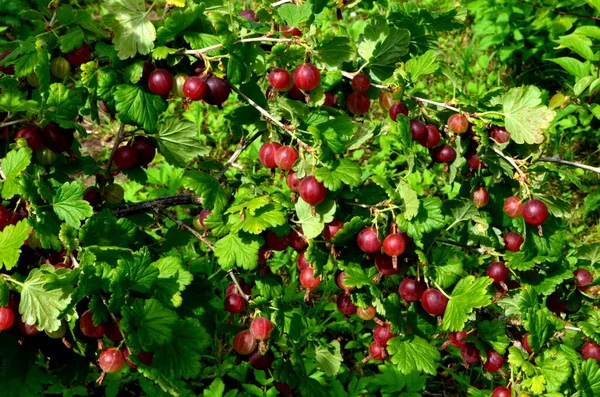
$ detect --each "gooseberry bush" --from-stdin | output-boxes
[0,0,599,396]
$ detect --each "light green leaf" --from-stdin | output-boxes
[182,171,228,211]
[314,159,362,191]
[489,86,556,144]
[538,349,571,393]
[20,265,73,332]
[156,118,209,166]
[52,181,94,228]
[548,57,591,78]
[398,197,446,242]
[121,298,178,351]
[574,359,600,397]
[442,276,492,331]
[477,320,511,355]
[277,3,312,27]
[214,233,262,271]
[399,181,419,220]
[114,84,167,132]
[1,147,31,199]
[387,336,440,375]
[0,220,33,270]
[315,37,354,68]
[233,203,287,235]
[295,198,336,239]
[315,340,343,377]
[405,50,439,81]
[104,0,156,59]
[45,83,83,121]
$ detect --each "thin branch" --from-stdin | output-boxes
[340,71,462,113]
[437,238,491,255]
[271,0,293,6]
[565,325,582,332]
[105,123,126,177]
[160,3,171,20]
[491,146,528,182]
[215,131,263,180]
[157,208,251,301]
[0,119,26,129]
[111,193,203,217]
[537,155,600,175]
[183,37,293,56]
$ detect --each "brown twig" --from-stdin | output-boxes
[105,123,126,177]
[537,155,600,174]
[111,193,203,217]
[491,146,528,182]
[183,37,293,56]
[0,119,27,129]
[215,131,263,180]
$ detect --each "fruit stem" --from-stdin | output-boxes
[271,0,293,6]
[432,281,452,300]
[490,146,528,183]
[0,273,24,287]
[215,130,263,180]
[0,119,26,129]
[105,123,126,179]
[183,37,294,57]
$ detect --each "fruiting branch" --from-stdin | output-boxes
[537,155,600,175]
[216,131,263,180]
[491,146,528,182]
[111,193,203,217]
[437,238,494,255]
[271,0,294,6]
[105,123,126,177]
[0,119,26,129]
[183,37,294,56]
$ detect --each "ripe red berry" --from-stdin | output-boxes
[79,310,105,338]
[297,251,310,272]
[449,331,468,348]
[65,43,92,66]
[482,350,505,372]
[419,125,441,148]
[421,288,448,316]
[492,386,512,397]
[249,349,274,370]
[225,279,252,297]
[299,176,328,206]
[274,146,298,170]
[351,74,370,92]
[382,234,407,258]
[546,291,567,313]
[490,126,510,144]
[281,25,302,38]
[323,219,344,242]
[268,68,293,92]
[42,122,74,153]
[398,278,426,303]
[374,253,399,277]
[460,342,481,364]
[582,341,600,363]
[204,75,231,106]
[0,50,15,74]
[274,382,292,394]
[288,85,305,101]
[190,61,206,76]
[357,227,382,254]
[183,76,208,100]
[17,316,41,335]
[574,269,593,287]
[336,271,355,293]
[148,69,174,96]
[472,187,489,208]
[288,228,307,251]
[123,350,153,368]
[99,348,124,373]
[487,262,509,283]
[104,322,123,342]
[347,92,371,115]
[233,330,257,355]
[357,306,377,321]
[410,119,427,141]
[224,294,247,314]
[16,125,43,151]
[522,199,549,226]
[114,146,139,169]
[0,306,15,331]
[323,92,337,107]
[522,333,532,354]
[250,317,273,341]
[259,142,282,169]
[239,9,258,22]
[132,136,156,167]
[374,323,397,346]
[300,266,321,290]
[266,231,289,251]
[447,114,469,134]
[193,209,211,231]
[286,171,300,192]
[465,149,483,170]
[337,294,358,316]
[504,196,523,218]
[503,232,524,252]
[293,64,320,91]
[432,144,457,163]
[379,92,394,110]
[367,341,387,361]
[389,103,409,121]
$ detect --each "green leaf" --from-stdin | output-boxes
[574,359,600,397]
[0,220,32,270]
[155,117,208,166]
[315,340,342,377]
[548,57,591,78]
[445,199,480,227]
[489,86,556,145]
[429,247,463,289]
[52,181,93,228]
[104,0,156,59]
[295,198,336,239]
[405,50,439,81]
[277,3,312,27]
[578,243,600,266]
[214,233,262,271]
[1,147,31,199]
[0,86,39,113]
[524,309,552,352]
[121,299,178,351]
[315,37,354,68]
[20,265,73,332]
[368,28,410,80]
[314,159,362,191]
[387,335,440,375]
[399,181,419,220]
[153,318,209,379]
[114,84,167,132]
[58,27,84,53]
[123,60,144,83]
[118,249,159,293]
[203,378,225,397]
[45,83,83,121]
[233,203,287,235]
[477,320,510,355]
[331,217,368,246]
[182,171,228,211]
[398,197,446,242]
[442,276,493,331]
[538,349,571,393]
[0,278,8,306]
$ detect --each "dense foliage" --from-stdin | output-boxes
[0,0,599,396]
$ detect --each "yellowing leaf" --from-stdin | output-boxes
[167,0,185,7]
